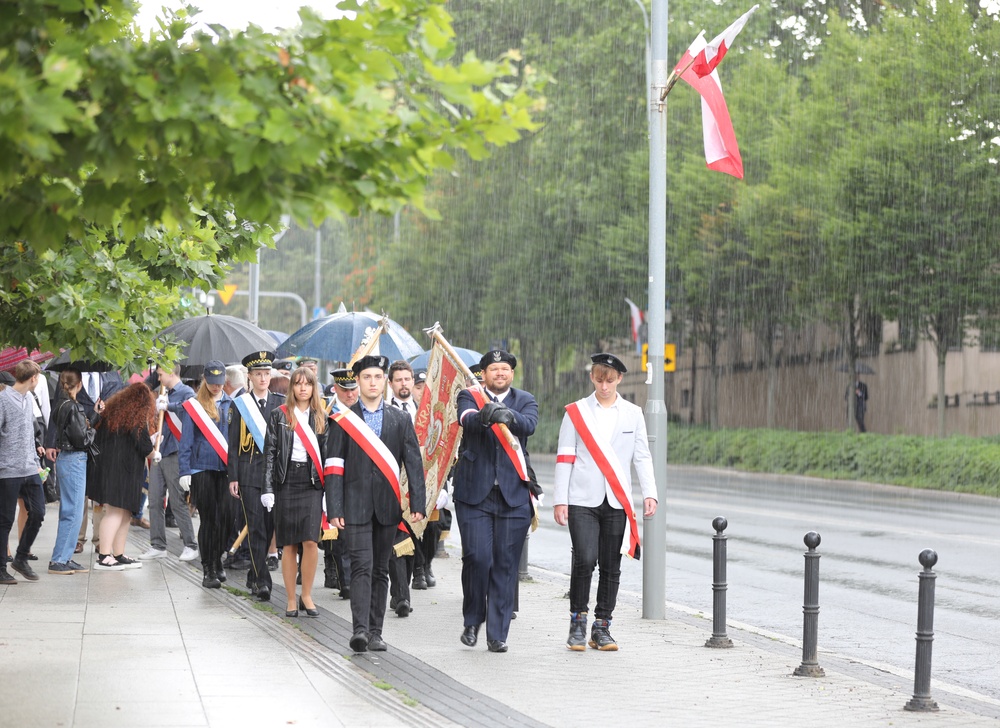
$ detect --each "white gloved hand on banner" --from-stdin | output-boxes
[178,475,191,492]
[435,488,451,510]
[261,493,275,512]
[152,451,162,464]
[155,394,169,412]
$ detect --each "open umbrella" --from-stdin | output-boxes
[265,330,289,346]
[835,361,876,375]
[157,314,276,378]
[278,311,423,364]
[0,347,54,371]
[408,346,482,371]
[46,351,117,372]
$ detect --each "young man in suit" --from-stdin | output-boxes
[453,350,538,653]
[553,353,658,651]
[326,355,426,654]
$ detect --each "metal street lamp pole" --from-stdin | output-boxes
[643,0,668,620]
[249,215,291,327]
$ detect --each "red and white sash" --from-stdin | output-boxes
[331,407,402,505]
[165,411,183,441]
[564,399,641,560]
[182,398,228,466]
[467,387,529,482]
[280,405,324,486]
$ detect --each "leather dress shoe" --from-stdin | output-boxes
[460,624,480,647]
[367,634,387,652]
[424,566,436,588]
[298,597,319,617]
[394,599,411,617]
[257,584,271,602]
[349,631,368,652]
[216,565,227,583]
[340,587,350,600]
[487,640,509,653]
[201,570,221,589]
[285,609,299,618]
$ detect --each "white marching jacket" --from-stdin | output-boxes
[553,393,657,508]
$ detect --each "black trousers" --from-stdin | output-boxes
[190,470,232,571]
[345,519,397,637]
[0,475,45,561]
[239,484,273,591]
[568,498,626,619]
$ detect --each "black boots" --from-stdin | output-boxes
[589,618,618,651]
[567,612,587,651]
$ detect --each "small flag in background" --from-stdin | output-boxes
[625,298,644,354]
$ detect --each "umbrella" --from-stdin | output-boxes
[46,351,117,372]
[0,347,54,371]
[265,330,289,346]
[835,361,876,375]
[157,314,277,377]
[278,311,423,364]
[408,346,482,371]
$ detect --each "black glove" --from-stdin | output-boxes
[490,407,516,428]
[478,401,502,428]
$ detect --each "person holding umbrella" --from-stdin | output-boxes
[178,361,234,589]
[261,366,328,617]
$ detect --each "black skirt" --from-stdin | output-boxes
[274,462,323,547]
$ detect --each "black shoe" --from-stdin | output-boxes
[324,572,337,589]
[26,552,38,561]
[267,555,279,571]
[460,624,480,647]
[11,557,38,581]
[487,640,509,653]
[394,599,411,617]
[298,598,319,617]
[0,568,17,585]
[339,587,350,600]
[424,565,436,588]
[411,566,428,590]
[567,613,588,651]
[257,584,271,602]
[164,513,177,528]
[367,634,387,652]
[201,571,221,589]
[285,609,299,618]
[227,558,250,570]
[349,631,368,652]
[589,618,618,651]
[216,565,227,583]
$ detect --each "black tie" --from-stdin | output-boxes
[400,401,409,414]
[258,398,266,410]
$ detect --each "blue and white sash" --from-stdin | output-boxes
[234,392,268,453]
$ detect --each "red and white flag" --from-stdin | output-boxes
[675,34,744,179]
[690,5,759,78]
[624,298,644,344]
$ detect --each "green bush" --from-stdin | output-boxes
[666,426,1000,498]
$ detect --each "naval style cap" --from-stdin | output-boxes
[352,355,389,376]
[296,356,319,366]
[272,359,295,372]
[242,350,276,371]
[591,352,627,374]
[203,360,226,385]
[330,367,358,390]
[413,369,427,385]
[479,350,517,371]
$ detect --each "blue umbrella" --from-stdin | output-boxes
[265,330,289,345]
[277,311,423,364]
[408,346,482,371]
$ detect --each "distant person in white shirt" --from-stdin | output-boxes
[553,353,657,652]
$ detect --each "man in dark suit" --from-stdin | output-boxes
[227,351,284,600]
[453,350,538,653]
[327,355,426,654]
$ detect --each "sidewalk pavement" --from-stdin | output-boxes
[2,502,998,727]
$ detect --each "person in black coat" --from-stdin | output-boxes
[326,355,426,653]
[262,367,328,618]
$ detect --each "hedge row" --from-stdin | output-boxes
[666,427,1000,498]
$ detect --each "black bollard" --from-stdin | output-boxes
[793,531,825,677]
[904,549,940,712]
[705,517,733,648]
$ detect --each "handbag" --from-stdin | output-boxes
[61,400,96,451]
[43,468,60,504]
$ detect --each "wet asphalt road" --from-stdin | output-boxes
[526,457,1000,702]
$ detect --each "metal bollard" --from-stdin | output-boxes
[705,517,733,648]
[904,549,940,712]
[793,531,825,677]
[518,531,532,582]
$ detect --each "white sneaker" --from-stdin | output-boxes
[139,548,168,560]
[179,546,199,562]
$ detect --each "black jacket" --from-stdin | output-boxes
[51,398,96,452]
[262,406,328,495]
[327,401,426,527]
[228,391,285,487]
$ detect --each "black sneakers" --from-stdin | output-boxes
[11,557,38,581]
[567,612,588,651]
[589,618,618,651]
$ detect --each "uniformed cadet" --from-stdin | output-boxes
[227,351,285,601]
[553,353,658,651]
[323,368,358,598]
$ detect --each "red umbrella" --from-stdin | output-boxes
[0,347,54,372]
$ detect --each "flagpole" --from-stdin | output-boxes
[643,0,669,621]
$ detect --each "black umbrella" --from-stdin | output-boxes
[835,361,876,375]
[157,314,276,378]
[46,351,116,373]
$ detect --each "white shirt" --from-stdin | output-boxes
[391,397,417,423]
[290,407,310,462]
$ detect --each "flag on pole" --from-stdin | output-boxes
[675,33,744,179]
[690,5,759,78]
[625,298,644,354]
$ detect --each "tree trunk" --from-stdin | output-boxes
[709,316,720,431]
[936,344,947,438]
[766,350,778,429]
[689,339,698,426]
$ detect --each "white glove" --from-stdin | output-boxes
[435,489,451,510]
[261,493,275,512]
[179,475,191,491]
[536,493,545,508]
[322,494,327,514]
[152,451,162,464]
[155,394,169,412]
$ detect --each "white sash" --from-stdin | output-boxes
[182,398,229,465]
[234,392,268,453]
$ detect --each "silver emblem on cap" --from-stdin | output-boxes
[606,357,614,365]
[493,351,502,362]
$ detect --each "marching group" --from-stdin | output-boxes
[0,346,658,654]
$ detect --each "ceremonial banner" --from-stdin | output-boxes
[409,341,465,538]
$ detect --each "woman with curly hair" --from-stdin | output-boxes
[88,382,158,571]
[263,366,327,617]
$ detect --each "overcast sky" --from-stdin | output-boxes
[134,1,342,34]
